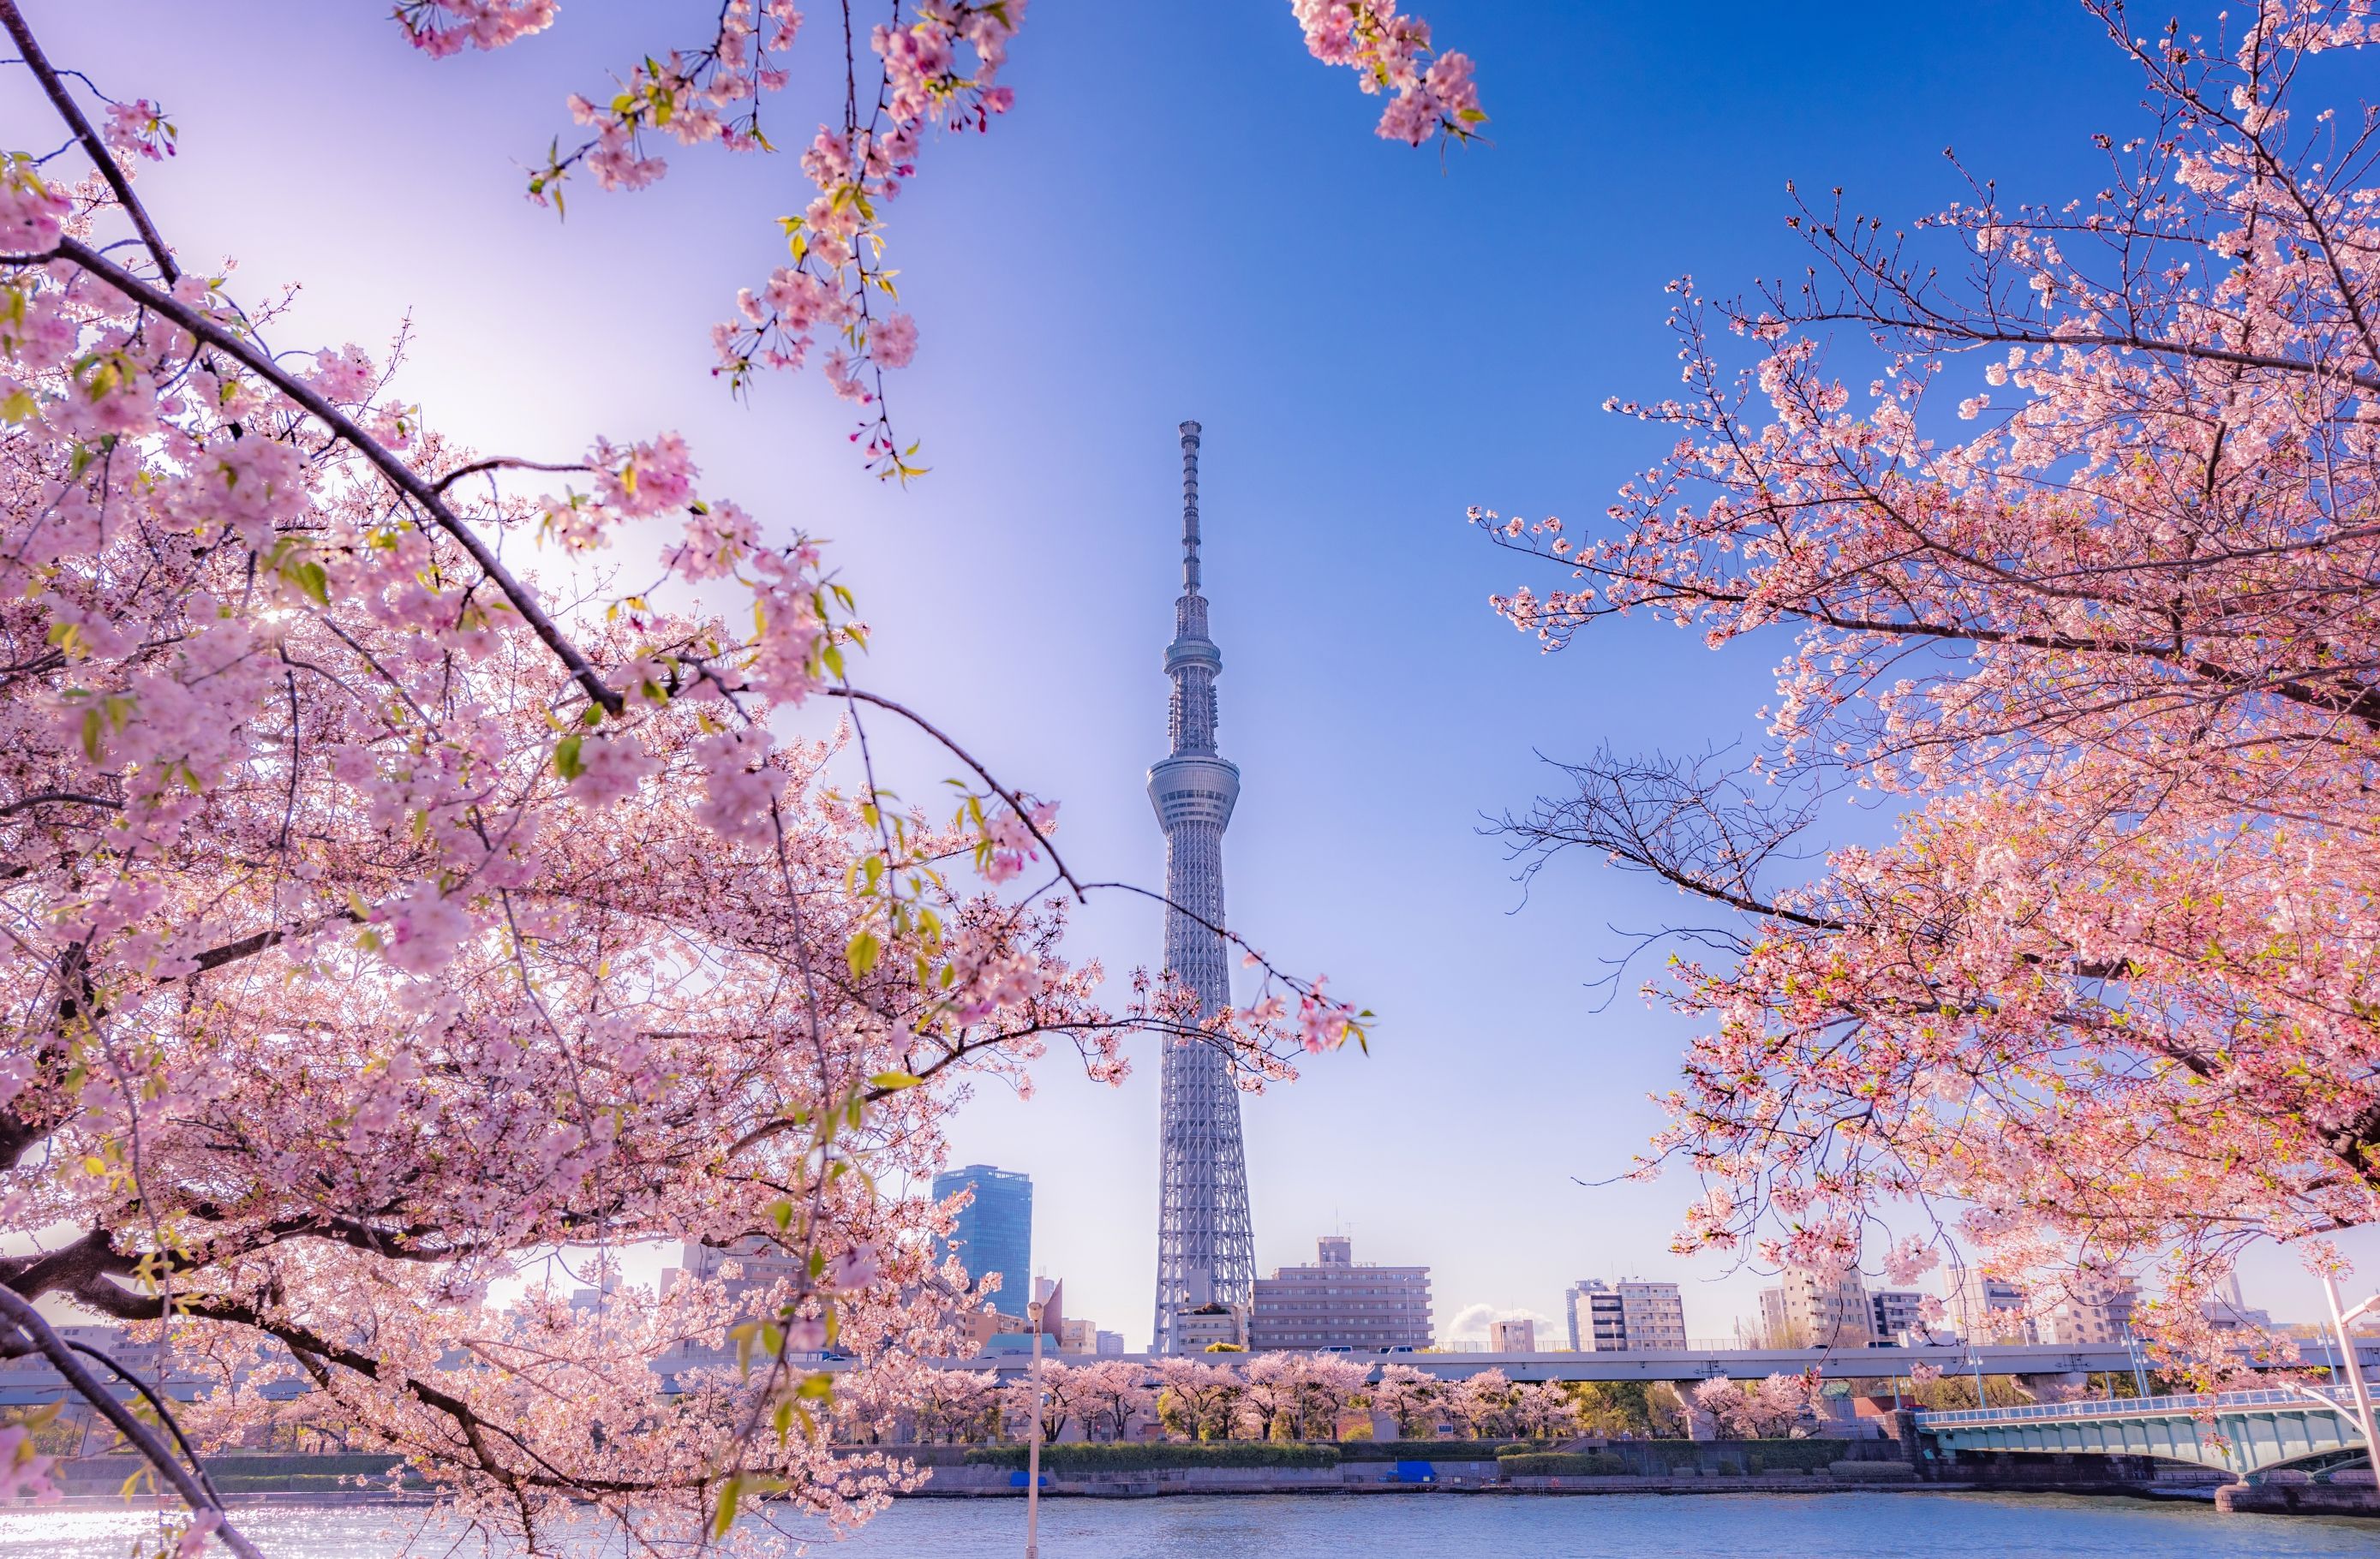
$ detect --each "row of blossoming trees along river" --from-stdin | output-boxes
[0,0,2372,1554]
[832,1358,1855,1446]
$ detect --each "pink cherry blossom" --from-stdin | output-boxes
[567,734,660,810]
[101,99,175,164]
[0,1426,57,1504]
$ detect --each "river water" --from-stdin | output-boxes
[4,1491,2380,1557]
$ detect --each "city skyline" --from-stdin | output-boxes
[12,0,2380,1538]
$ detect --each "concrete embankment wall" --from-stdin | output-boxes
[906,1460,1926,1499]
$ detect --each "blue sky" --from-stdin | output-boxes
[22,0,2374,1346]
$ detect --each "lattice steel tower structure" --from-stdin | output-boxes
[1148,420,1257,1355]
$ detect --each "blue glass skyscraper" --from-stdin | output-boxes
[931,1163,1032,1310]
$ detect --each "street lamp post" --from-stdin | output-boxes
[1026,1299,1045,1559]
[2318,1269,2380,1470]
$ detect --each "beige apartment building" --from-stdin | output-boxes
[1249,1236,1433,1351]
[1758,1266,1873,1348]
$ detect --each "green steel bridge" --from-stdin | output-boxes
[1918,1387,2369,1478]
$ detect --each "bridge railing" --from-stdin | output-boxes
[1918,1385,2348,1431]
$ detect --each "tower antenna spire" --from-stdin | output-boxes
[1179,420,1202,596]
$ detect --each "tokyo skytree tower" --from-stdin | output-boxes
[1147,420,1257,1354]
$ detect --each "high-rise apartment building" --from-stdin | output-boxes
[931,1163,1032,1307]
[1566,1279,1687,1352]
[1869,1289,1929,1344]
[1760,1266,1872,1347]
[1940,1268,2035,1344]
[1249,1237,1432,1352]
[2040,1277,2140,1347]
[1757,1286,1788,1347]
[1617,1280,1687,1349]
[1569,1281,1620,1352]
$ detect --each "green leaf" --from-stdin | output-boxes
[290,560,330,606]
[712,1473,743,1538]
[553,734,585,781]
[869,1071,923,1090]
[846,930,882,979]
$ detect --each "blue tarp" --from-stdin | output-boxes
[1008,1471,1050,1488]
[1391,1461,1436,1484]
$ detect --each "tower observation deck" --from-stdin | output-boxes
[1148,421,1256,1354]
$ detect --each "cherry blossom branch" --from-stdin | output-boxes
[430,456,593,494]
[821,685,1337,997]
[0,1287,260,1559]
[62,1335,225,1508]
[41,236,625,717]
[0,0,177,284]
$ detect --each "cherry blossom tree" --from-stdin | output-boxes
[1690,1372,1816,1440]
[1155,1355,1244,1442]
[908,1365,1001,1444]
[1365,1361,1444,1438]
[1504,1382,1582,1440]
[1748,1372,1821,1438]
[1441,1366,1514,1439]
[0,0,1476,1551]
[1233,1352,1301,1442]
[1289,1352,1374,1441]
[1689,1376,1745,1440]
[1480,0,2380,1377]
[1067,1358,1155,1443]
[1232,1351,1369,1441]
[1002,1359,1074,1444]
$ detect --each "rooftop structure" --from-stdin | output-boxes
[1149,421,1258,1353]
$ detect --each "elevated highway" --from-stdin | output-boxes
[952,1340,2380,1383]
